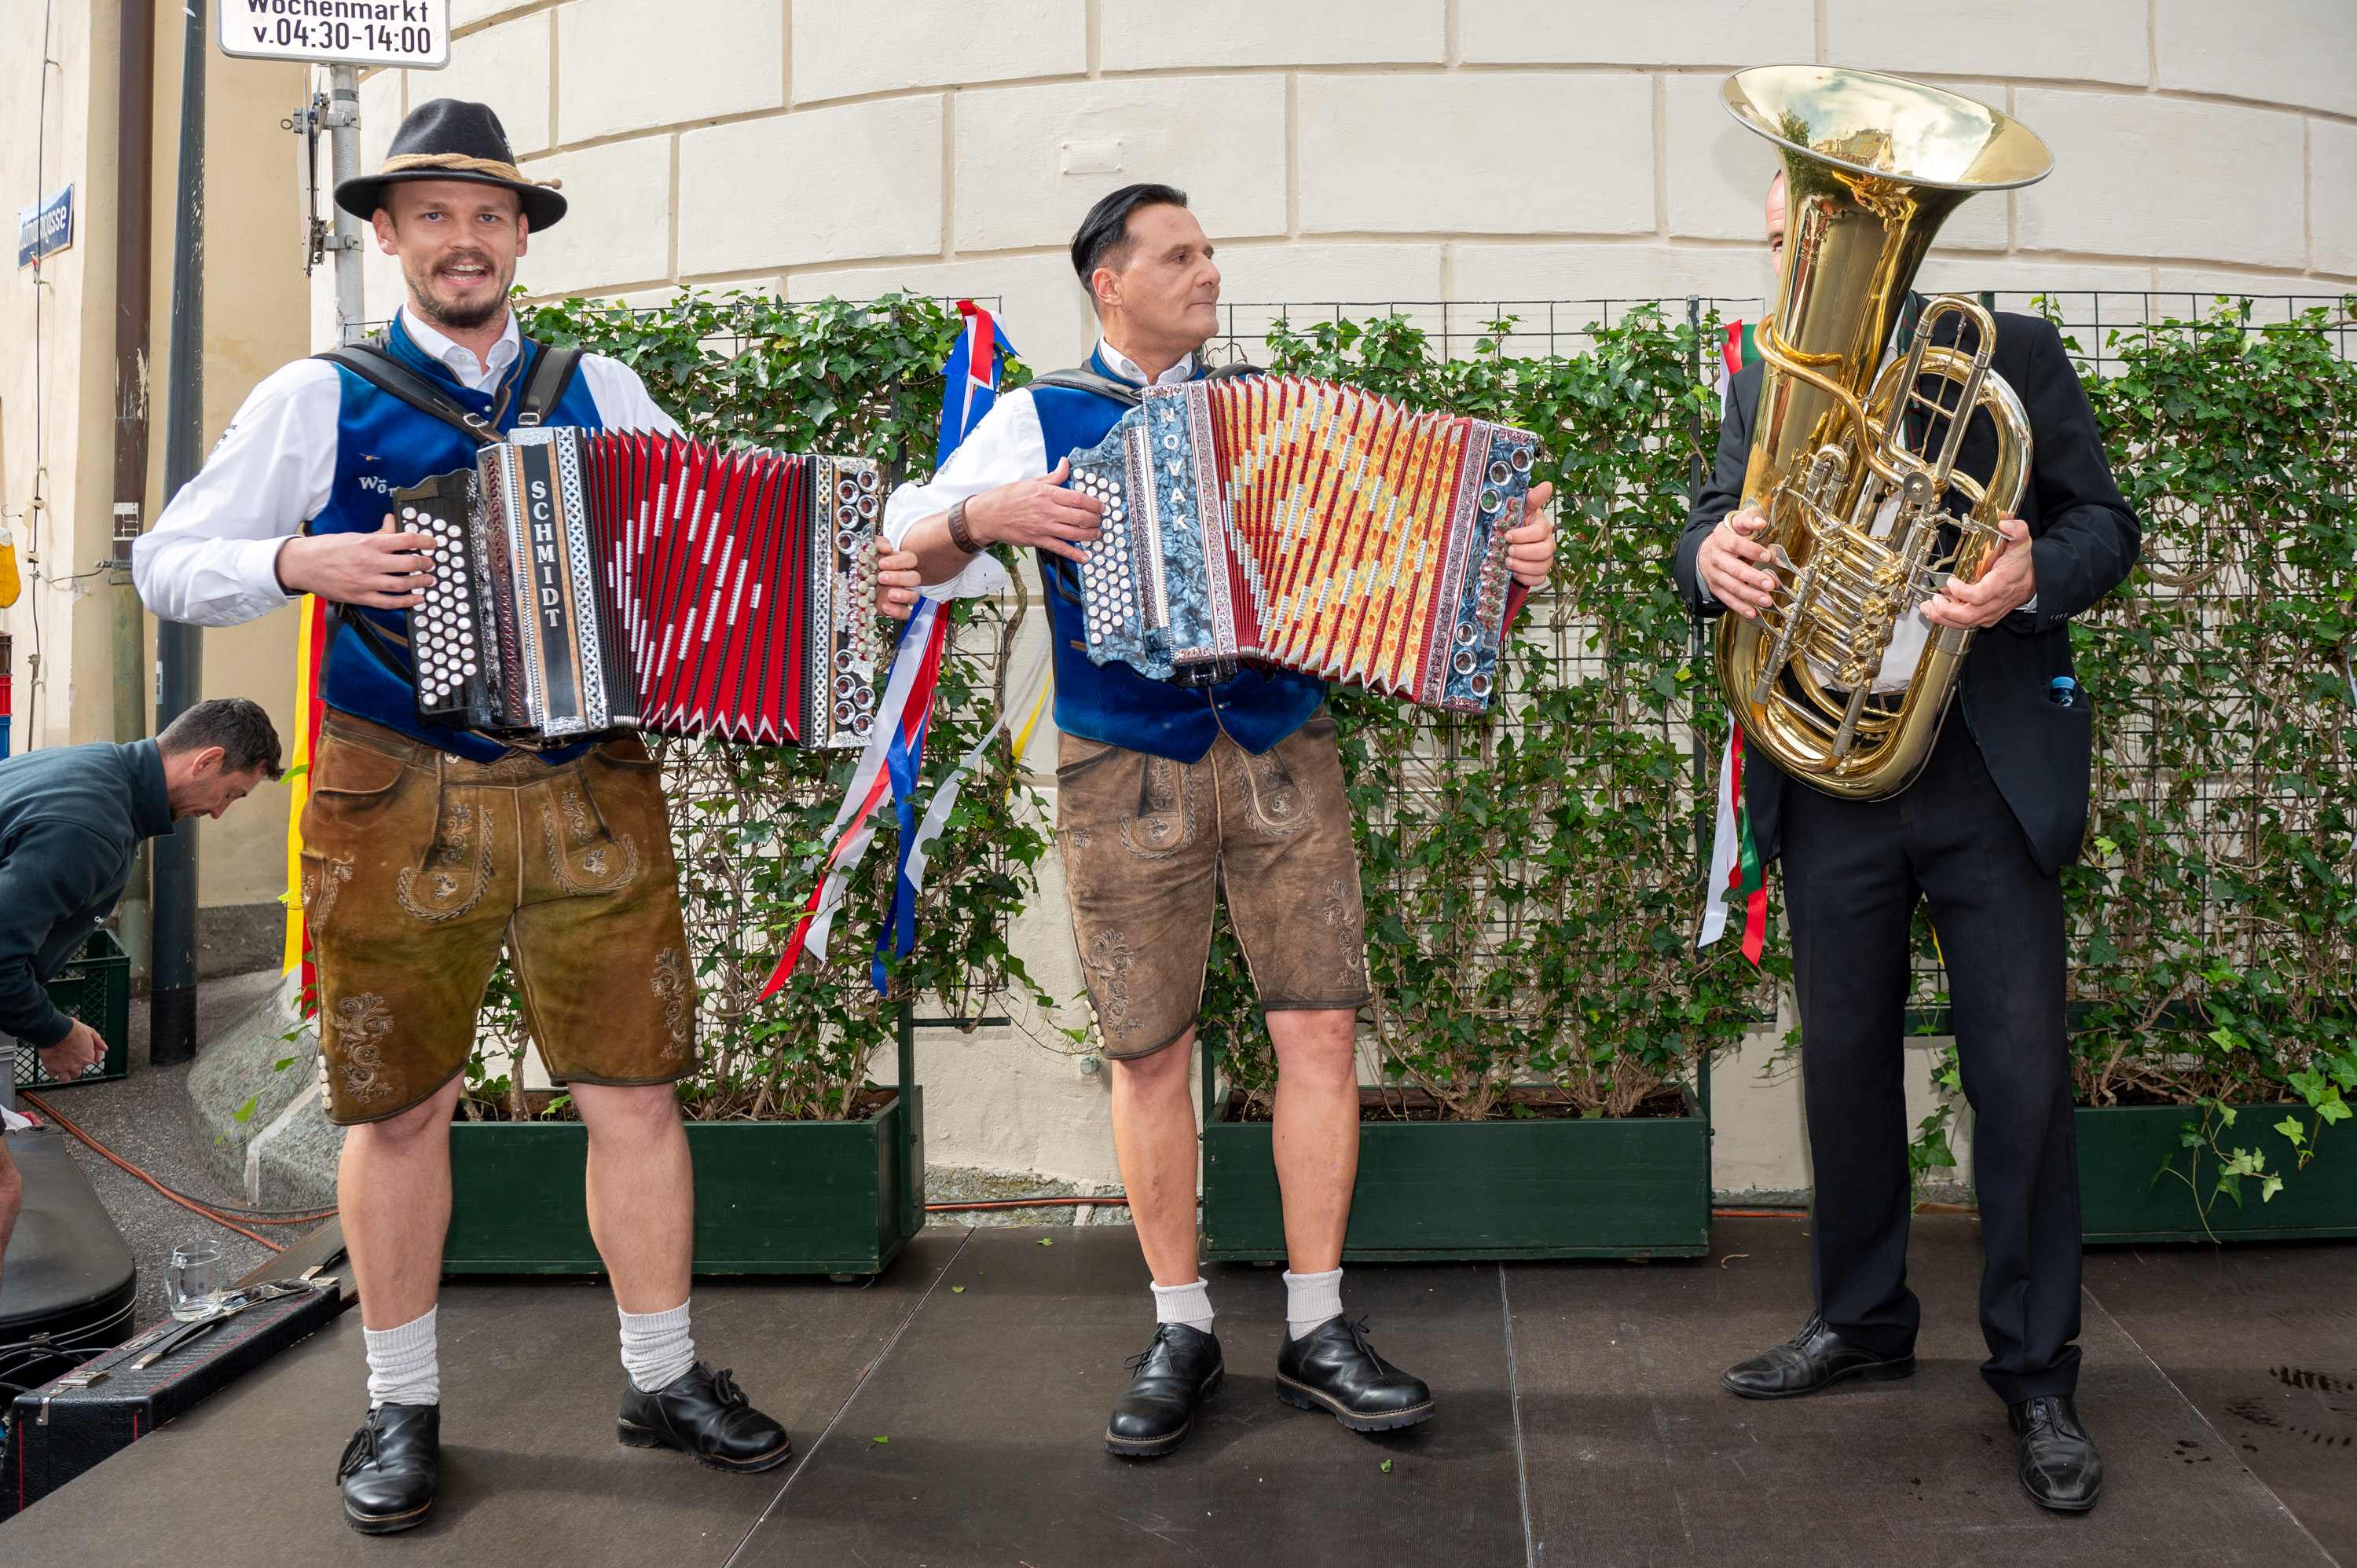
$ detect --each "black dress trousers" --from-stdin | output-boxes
[1781,707,2084,1405]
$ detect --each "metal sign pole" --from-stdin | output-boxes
[323,64,365,344]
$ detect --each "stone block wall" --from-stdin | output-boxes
[346,0,2353,1196]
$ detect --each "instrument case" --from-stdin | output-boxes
[5,1282,343,1516]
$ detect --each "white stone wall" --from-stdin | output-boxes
[357,0,2352,1197]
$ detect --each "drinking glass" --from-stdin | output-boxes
[167,1242,225,1321]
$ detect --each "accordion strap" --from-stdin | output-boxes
[514,342,585,427]
[1028,359,1262,407]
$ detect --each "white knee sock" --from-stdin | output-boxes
[1150,1277,1215,1334]
[618,1299,696,1393]
[364,1306,441,1409]
[1284,1268,1344,1339]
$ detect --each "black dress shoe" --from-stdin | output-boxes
[618,1361,791,1473]
[1721,1313,1915,1400]
[337,1402,440,1534]
[1105,1322,1223,1459]
[2011,1394,2103,1513]
[1275,1315,1435,1433]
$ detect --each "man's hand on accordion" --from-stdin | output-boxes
[1504,482,1557,589]
[276,514,436,609]
[966,456,1104,562]
[877,548,922,621]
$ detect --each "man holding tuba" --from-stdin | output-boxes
[1676,69,2140,1515]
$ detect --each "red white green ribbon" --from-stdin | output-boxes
[1700,720,1769,965]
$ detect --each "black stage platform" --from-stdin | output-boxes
[2,1217,2348,1566]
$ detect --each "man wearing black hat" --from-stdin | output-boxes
[136,101,790,1534]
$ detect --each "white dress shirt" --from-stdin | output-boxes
[134,307,680,628]
[881,337,1195,599]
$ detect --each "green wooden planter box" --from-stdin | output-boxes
[1201,1086,1711,1262]
[442,1087,923,1277]
[2077,1102,2357,1244]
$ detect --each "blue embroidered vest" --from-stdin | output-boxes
[315,316,608,764]
[1029,349,1325,762]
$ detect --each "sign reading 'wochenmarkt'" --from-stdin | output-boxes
[215,0,450,68]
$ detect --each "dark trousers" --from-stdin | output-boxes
[1782,713,2083,1405]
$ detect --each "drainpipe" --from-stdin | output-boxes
[111,0,156,982]
[151,1,206,1065]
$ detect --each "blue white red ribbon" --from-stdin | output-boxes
[761,597,951,1000]
[871,632,1052,989]
[935,300,1016,470]
[767,300,1025,998]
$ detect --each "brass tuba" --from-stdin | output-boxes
[1716,67,2053,800]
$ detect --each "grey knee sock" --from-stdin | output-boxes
[1151,1277,1215,1334]
[618,1299,696,1393]
[1283,1268,1344,1339]
[364,1306,440,1409]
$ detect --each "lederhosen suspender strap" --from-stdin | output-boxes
[308,335,583,713]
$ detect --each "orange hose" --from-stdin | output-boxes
[19,1090,337,1251]
[926,1195,1131,1212]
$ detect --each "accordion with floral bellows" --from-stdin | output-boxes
[1062,376,1538,711]
[393,429,881,746]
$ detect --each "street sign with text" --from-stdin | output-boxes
[217,0,451,69]
[16,185,74,269]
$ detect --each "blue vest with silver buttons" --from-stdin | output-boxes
[1028,349,1325,762]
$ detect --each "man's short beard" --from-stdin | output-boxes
[403,255,510,332]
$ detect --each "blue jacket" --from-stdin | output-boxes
[1032,347,1325,761]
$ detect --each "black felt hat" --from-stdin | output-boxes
[334,98,566,230]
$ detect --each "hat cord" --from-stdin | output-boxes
[376,152,563,191]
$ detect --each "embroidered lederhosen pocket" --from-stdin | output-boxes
[1236,723,1320,839]
[305,728,410,812]
[1120,753,1203,859]
[537,740,658,897]
[395,759,497,924]
[297,731,412,933]
[302,731,431,927]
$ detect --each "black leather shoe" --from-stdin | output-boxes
[1721,1313,1915,1400]
[1275,1315,1435,1433]
[618,1362,791,1473]
[2011,1395,2103,1513]
[1105,1323,1224,1459]
[337,1402,440,1534]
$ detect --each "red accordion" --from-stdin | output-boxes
[394,429,881,748]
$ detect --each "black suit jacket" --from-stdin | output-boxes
[1673,309,2141,876]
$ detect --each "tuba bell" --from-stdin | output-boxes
[1716,66,2053,800]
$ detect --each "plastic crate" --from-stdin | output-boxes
[16,929,132,1088]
